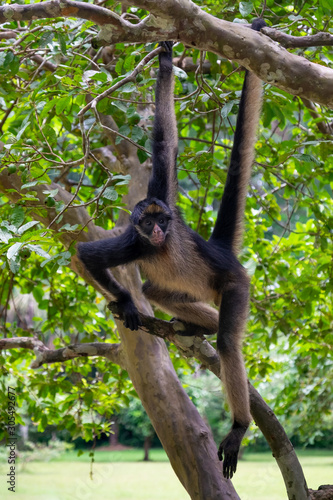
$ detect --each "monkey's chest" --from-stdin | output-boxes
[139,242,215,302]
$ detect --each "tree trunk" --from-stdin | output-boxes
[109,418,119,447]
[117,315,239,499]
[143,435,151,461]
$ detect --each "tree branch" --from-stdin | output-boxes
[301,98,333,136]
[1,0,333,107]
[79,45,164,117]
[262,27,333,48]
[0,337,125,368]
[0,1,121,27]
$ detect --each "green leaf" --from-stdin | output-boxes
[7,242,23,260]
[55,96,72,115]
[102,187,118,201]
[39,32,54,48]
[173,66,188,80]
[113,174,131,185]
[292,153,321,166]
[239,1,253,16]
[32,286,44,303]
[40,99,56,120]
[43,125,57,146]
[10,206,25,228]
[16,114,32,140]
[18,221,39,234]
[131,126,144,142]
[26,244,50,259]
[21,181,38,189]
[57,33,67,55]
[60,223,79,231]
[43,188,59,198]
[9,258,20,273]
[120,83,136,93]
[0,228,12,243]
[221,100,236,119]
[115,58,124,75]
[123,54,135,71]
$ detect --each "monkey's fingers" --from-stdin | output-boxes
[124,315,142,331]
[159,41,173,52]
[217,441,238,480]
[108,300,142,331]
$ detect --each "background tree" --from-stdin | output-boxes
[118,398,156,461]
[0,1,332,499]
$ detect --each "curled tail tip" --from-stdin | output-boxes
[251,18,267,31]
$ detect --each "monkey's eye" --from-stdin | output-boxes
[144,219,152,226]
[159,217,166,225]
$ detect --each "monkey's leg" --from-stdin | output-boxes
[216,275,251,479]
[143,281,219,332]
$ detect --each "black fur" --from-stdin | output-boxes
[147,41,178,203]
[130,197,172,225]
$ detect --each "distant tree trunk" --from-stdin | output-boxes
[143,435,152,461]
[109,418,119,447]
[20,424,29,443]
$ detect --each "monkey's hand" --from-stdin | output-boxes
[159,41,173,70]
[218,437,238,479]
[159,41,173,53]
[108,296,142,331]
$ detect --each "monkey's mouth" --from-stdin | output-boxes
[151,234,165,246]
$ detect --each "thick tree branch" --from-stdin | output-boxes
[0,1,120,27]
[1,0,333,107]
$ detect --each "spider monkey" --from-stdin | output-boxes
[78,18,265,479]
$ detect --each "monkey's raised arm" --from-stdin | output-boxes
[77,227,143,330]
[210,19,266,255]
[147,42,178,207]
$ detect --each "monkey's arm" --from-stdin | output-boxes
[147,41,178,206]
[77,226,143,330]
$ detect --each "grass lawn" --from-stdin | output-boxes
[0,449,332,500]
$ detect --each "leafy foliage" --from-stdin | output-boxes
[0,0,332,449]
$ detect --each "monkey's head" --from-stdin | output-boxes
[130,198,172,247]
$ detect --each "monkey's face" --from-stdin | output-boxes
[139,213,170,247]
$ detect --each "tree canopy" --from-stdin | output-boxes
[0,1,332,499]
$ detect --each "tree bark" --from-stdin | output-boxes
[143,435,151,461]
[1,0,333,107]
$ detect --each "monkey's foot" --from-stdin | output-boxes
[218,424,247,479]
[169,318,215,337]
